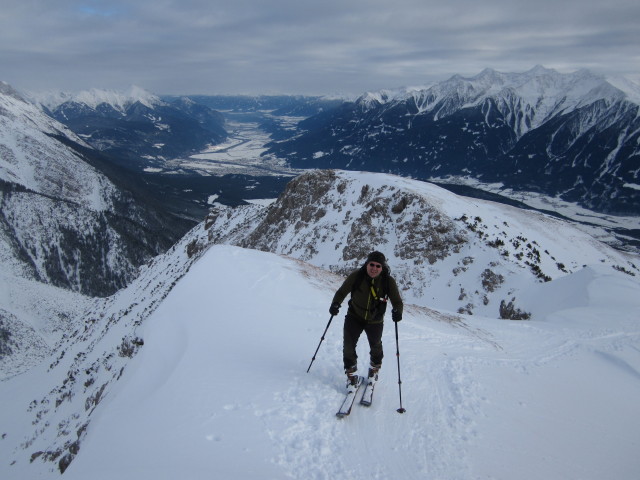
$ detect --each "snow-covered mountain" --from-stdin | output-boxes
[0,81,193,375]
[266,66,640,216]
[31,86,227,169]
[0,81,190,293]
[1,82,108,205]
[32,85,163,113]
[1,167,639,477]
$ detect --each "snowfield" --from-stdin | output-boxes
[38,245,640,480]
[1,168,639,479]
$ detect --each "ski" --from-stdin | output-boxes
[360,375,378,407]
[336,376,364,418]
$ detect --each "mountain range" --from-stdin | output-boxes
[31,86,227,171]
[266,66,640,216]
[1,67,640,476]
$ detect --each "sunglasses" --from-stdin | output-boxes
[368,262,382,269]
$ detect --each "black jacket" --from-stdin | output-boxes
[332,268,403,323]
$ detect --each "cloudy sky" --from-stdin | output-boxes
[2,0,639,96]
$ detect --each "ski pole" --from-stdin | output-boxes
[394,320,406,413]
[306,315,334,373]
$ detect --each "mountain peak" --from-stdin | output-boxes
[527,64,556,75]
[73,85,161,110]
[355,89,398,109]
[474,67,504,81]
[30,85,162,111]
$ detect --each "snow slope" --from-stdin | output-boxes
[2,168,639,479]
[35,245,640,480]
[0,271,93,378]
[0,82,114,211]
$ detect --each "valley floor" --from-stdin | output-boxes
[161,117,300,178]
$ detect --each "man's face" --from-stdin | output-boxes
[367,261,383,278]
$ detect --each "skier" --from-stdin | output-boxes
[329,251,403,388]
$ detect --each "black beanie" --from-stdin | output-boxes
[366,251,386,265]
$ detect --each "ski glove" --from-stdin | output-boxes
[392,309,402,322]
[329,302,340,316]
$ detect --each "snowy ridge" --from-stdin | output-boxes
[29,85,162,112]
[0,224,207,475]
[2,238,639,479]
[605,75,640,105]
[206,170,638,317]
[361,66,636,133]
[356,88,406,109]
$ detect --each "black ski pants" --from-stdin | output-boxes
[343,313,384,371]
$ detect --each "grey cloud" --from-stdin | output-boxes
[1,0,638,95]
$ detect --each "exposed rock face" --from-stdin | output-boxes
[234,169,467,274]
[203,169,638,313]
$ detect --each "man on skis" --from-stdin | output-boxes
[329,251,403,387]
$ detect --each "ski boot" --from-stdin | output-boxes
[345,365,359,388]
[367,362,381,382]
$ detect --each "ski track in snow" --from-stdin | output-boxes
[259,308,494,480]
[256,295,640,480]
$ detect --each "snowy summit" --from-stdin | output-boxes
[29,85,162,112]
